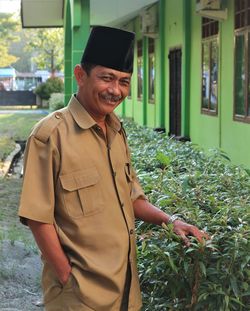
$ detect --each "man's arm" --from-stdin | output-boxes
[27,219,71,285]
[133,199,209,246]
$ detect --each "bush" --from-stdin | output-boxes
[123,119,250,311]
[34,77,64,100]
[48,93,65,111]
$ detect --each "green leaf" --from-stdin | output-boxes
[199,261,207,277]
[230,275,239,298]
[156,152,171,168]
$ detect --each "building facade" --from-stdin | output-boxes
[21,0,250,168]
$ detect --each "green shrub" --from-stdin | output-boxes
[48,93,65,111]
[34,77,64,100]
[123,119,250,311]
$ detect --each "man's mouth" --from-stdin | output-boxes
[101,94,123,103]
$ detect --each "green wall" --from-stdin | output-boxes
[163,0,184,134]
[64,0,90,104]
[188,0,250,167]
[64,0,72,103]
[219,0,250,167]
[116,4,161,129]
[189,0,220,150]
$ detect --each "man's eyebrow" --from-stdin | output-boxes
[98,72,115,77]
[121,77,131,82]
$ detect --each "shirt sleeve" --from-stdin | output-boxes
[18,135,59,225]
[130,166,147,202]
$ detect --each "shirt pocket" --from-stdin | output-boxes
[60,167,104,218]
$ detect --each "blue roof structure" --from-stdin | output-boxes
[0,67,16,78]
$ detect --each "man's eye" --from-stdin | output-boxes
[120,80,130,87]
[102,76,112,82]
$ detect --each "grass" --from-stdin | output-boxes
[0,111,46,247]
[0,113,46,141]
[0,112,46,164]
[0,137,16,165]
[0,178,36,248]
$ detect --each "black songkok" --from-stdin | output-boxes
[81,26,135,73]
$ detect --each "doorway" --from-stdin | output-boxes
[169,48,182,137]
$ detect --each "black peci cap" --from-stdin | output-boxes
[81,26,135,73]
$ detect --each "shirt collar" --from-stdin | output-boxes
[68,95,121,132]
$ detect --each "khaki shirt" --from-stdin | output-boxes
[19,96,146,311]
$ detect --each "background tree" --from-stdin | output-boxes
[0,13,20,67]
[25,28,64,76]
[10,30,34,72]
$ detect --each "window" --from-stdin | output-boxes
[137,40,143,100]
[148,38,155,103]
[234,0,250,121]
[201,18,219,114]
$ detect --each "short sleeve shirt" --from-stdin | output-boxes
[19,95,146,311]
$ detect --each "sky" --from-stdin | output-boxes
[0,0,20,13]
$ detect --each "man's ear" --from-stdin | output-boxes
[74,65,87,86]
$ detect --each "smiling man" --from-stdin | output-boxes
[18,26,208,311]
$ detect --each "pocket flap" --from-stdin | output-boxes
[60,168,100,191]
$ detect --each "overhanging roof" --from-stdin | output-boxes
[0,67,16,78]
[21,0,64,28]
[21,0,158,28]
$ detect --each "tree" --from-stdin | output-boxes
[0,45,18,67]
[0,13,20,67]
[25,28,64,76]
[10,30,34,72]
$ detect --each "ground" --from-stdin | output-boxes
[0,240,43,311]
[0,176,44,311]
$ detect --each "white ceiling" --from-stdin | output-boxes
[21,0,64,27]
[21,0,158,28]
[90,0,158,26]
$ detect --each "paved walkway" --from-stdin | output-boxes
[0,109,48,114]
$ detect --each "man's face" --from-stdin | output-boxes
[75,65,131,120]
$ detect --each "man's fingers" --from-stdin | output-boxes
[189,226,210,243]
[174,228,190,247]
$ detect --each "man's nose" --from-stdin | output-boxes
[107,81,121,95]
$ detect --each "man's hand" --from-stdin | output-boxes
[172,219,210,247]
[27,220,72,285]
[133,199,210,247]
[58,267,72,286]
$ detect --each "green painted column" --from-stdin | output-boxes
[182,0,191,138]
[121,100,125,117]
[72,0,90,92]
[143,37,148,125]
[159,0,166,128]
[64,0,90,103]
[64,0,72,104]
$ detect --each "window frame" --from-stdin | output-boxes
[201,35,219,116]
[233,0,250,123]
[201,18,219,116]
[137,39,143,101]
[148,37,155,104]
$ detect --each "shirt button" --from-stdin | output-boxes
[129,229,134,235]
[55,113,60,119]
